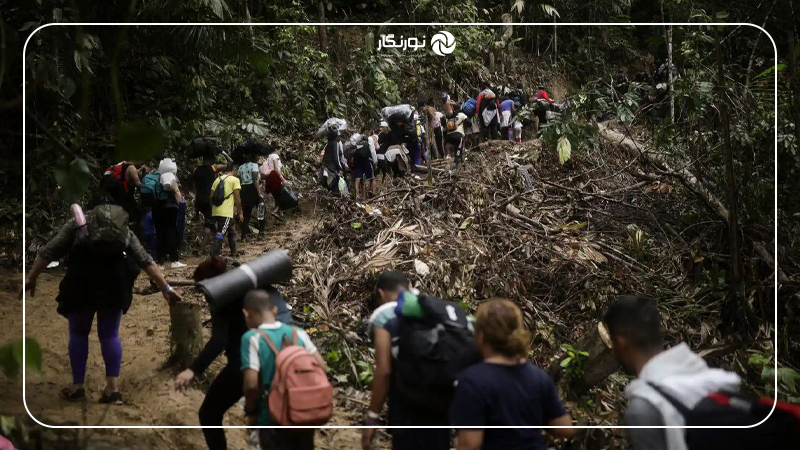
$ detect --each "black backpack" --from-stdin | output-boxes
[211,175,233,207]
[648,382,800,450]
[393,295,482,415]
[354,139,371,159]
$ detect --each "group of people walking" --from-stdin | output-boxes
[21,81,799,450]
[316,84,557,200]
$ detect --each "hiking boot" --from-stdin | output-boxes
[99,391,123,405]
[60,387,86,402]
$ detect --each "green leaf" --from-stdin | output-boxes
[54,157,92,205]
[753,64,786,81]
[351,222,362,229]
[557,136,571,165]
[116,121,164,161]
[560,357,572,367]
[22,338,42,374]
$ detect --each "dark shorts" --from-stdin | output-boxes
[352,157,375,180]
[377,158,391,175]
[213,216,234,236]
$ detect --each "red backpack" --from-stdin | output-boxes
[101,162,131,195]
[648,382,800,449]
[257,327,333,426]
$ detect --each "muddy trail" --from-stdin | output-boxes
[2,197,390,449]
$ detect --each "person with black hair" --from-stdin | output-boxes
[241,289,321,450]
[194,155,228,248]
[361,271,451,450]
[209,164,242,258]
[238,147,265,241]
[604,295,741,450]
[174,258,292,450]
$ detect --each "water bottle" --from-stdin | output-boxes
[71,204,88,238]
[257,202,266,221]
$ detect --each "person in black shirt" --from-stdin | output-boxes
[174,257,292,450]
[193,156,227,248]
[450,298,574,450]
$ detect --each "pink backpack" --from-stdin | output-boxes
[257,327,333,426]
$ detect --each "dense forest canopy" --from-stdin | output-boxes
[1,0,798,428]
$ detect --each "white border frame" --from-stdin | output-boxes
[22,22,779,430]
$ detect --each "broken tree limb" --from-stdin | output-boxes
[548,322,620,397]
[598,123,730,223]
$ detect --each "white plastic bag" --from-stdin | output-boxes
[381,104,413,120]
[338,177,349,197]
[160,172,178,192]
[158,158,178,175]
[316,117,348,139]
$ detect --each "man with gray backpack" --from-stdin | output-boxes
[21,202,180,405]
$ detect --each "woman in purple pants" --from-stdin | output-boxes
[22,202,180,404]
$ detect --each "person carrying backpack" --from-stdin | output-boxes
[603,295,800,450]
[209,164,243,258]
[152,158,184,268]
[194,155,228,249]
[241,289,328,450]
[101,160,144,239]
[476,86,500,141]
[352,132,377,200]
[363,271,478,450]
[21,202,181,404]
[444,101,468,171]
[238,147,265,241]
[174,258,293,450]
[499,96,515,141]
[450,298,574,450]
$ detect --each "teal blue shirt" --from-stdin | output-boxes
[240,322,317,425]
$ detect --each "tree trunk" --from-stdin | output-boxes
[317,1,327,54]
[553,19,558,64]
[660,0,674,124]
[548,322,619,397]
[789,29,800,147]
[166,302,204,370]
[714,12,753,336]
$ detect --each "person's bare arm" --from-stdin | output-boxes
[455,430,484,450]
[233,189,243,221]
[143,262,181,303]
[243,368,260,425]
[253,170,265,199]
[546,414,576,439]
[126,165,142,189]
[367,328,391,415]
[21,257,49,298]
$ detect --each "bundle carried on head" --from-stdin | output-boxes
[188,136,222,158]
[316,117,348,139]
[382,104,414,123]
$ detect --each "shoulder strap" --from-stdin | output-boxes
[291,326,298,346]
[646,382,692,417]
[256,329,279,355]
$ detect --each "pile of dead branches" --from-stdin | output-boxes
[285,134,717,359]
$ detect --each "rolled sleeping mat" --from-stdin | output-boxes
[197,249,293,313]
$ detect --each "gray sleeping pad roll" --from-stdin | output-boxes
[197,249,293,313]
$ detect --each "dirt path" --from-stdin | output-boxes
[3,197,389,449]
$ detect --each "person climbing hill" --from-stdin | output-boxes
[21,202,181,405]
